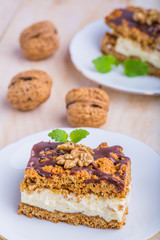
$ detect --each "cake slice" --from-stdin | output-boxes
[101,6,160,77]
[18,140,131,229]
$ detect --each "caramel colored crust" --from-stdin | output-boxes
[105,7,160,49]
[101,33,160,78]
[21,142,131,198]
[18,203,127,229]
[20,165,131,199]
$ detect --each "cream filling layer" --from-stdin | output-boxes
[21,188,130,222]
[115,36,160,68]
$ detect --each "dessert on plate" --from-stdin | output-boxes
[101,6,160,77]
[18,129,131,229]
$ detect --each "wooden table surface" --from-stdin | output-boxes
[0,0,159,239]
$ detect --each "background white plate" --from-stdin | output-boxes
[0,128,160,240]
[69,20,160,95]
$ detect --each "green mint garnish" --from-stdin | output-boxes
[48,129,68,143]
[123,59,150,77]
[92,55,119,73]
[69,129,89,143]
[92,55,150,77]
[48,129,89,143]
[114,59,120,66]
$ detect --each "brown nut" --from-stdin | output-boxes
[133,7,160,25]
[20,21,60,60]
[66,88,109,127]
[56,142,94,169]
[7,70,52,111]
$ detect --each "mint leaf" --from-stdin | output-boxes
[92,55,119,73]
[124,59,150,77]
[115,60,120,66]
[69,129,89,143]
[48,129,90,144]
[48,129,68,143]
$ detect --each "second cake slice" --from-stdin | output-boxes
[101,6,160,77]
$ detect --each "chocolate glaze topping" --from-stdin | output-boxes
[109,9,160,39]
[27,142,63,178]
[70,145,129,192]
[26,142,130,192]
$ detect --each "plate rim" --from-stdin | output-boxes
[69,19,160,96]
[0,127,160,240]
[1,127,159,157]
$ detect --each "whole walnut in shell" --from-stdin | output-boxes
[66,88,109,127]
[20,21,60,60]
[7,70,52,111]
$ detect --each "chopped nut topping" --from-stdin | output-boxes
[117,204,124,211]
[56,142,94,169]
[133,7,160,26]
[57,142,75,151]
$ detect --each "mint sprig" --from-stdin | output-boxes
[92,55,150,77]
[48,129,89,143]
[123,59,150,77]
[92,55,119,73]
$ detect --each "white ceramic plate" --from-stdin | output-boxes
[69,20,160,95]
[0,128,160,240]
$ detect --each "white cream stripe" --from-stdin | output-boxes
[115,37,160,68]
[21,188,130,222]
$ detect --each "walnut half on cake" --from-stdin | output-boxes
[18,140,131,229]
[101,6,160,77]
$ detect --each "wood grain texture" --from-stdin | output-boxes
[0,0,159,153]
[0,0,23,39]
[0,0,159,238]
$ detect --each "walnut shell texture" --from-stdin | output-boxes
[20,21,60,60]
[7,70,52,111]
[66,88,109,127]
